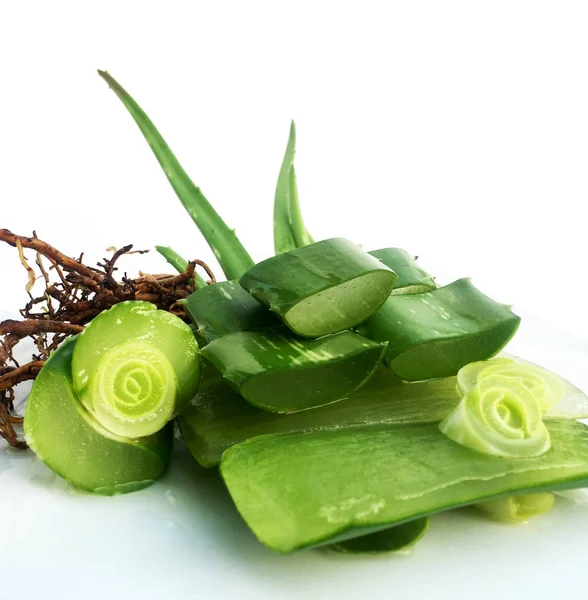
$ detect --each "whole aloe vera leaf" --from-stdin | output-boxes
[155,245,207,289]
[98,70,254,280]
[240,238,397,338]
[177,366,462,467]
[220,420,588,553]
[24,337,173,495]
[357,278,520,381]
[274,121,314,254]
[369,248,436,295]
[329,518,429,554]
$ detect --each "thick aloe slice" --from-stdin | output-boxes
[202,329,386,413]
[240,238,397,338]
[357,278,520,381]
[177,366,462,467]
[220,420,588,553]
[329,518,429,554]
[24,338,172,495]
[182,281,279,343]
[71,301,200,438]
[369,248,436,295]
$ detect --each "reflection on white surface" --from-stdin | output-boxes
[1,312,588,600]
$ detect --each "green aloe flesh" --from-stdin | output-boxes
[369,248,436,295]
[24,338,173,495]
[274,121,314,255]
[474,493,555,523]
[329,518,429,554]
[155,245,207,289]
[71,301,200,438]
[177,366,462,467]
[98,71,254,280]
[458,356,588,418]
[240,238,398,338]
[220,420,588,553]
[357,278,520,381]
[182,281,280,343]
[202,329,386,413]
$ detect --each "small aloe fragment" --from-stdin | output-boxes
[329,518,429,554]
[439,374,550,458]
[98,70,254,280]
[274,121,314,255]
[24,337,173,495]
[357,278,520,381]
[475,493,555,523]
[155,245,207,289]
[71,301,200,438]
[240,238,398,338]
[369,248,436,295]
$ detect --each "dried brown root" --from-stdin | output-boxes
[0,229,214,449]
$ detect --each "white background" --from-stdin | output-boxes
[1,1,587,337]
[1,2,588,599]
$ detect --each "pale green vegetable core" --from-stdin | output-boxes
[475,492,555,523]
[285,271,394,338]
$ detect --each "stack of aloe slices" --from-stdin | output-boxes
[21,72,588,557]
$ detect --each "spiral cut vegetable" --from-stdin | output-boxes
[439,374,551,458]
[72,301,200,438]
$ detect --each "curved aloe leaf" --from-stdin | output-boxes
[220,420,588,553]
[24,337,173,495]
[357,278,520,381]
[98,70,254,280]
[274,121,314,254]
[155,245,207,289]
[240,238,397,338]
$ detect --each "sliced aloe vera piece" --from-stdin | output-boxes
[177,367,462,467]
[474,493,555,523]
[369,248,436,295]
[329,518,429,554]
[182,281,279,343]
[72,301,200,438]
[240,238,397,338]
[457,356,588,418]
[202,329,386,413]
[24,337,172,495]
[98,71,254,280]
[220,420,588,553]
[274,121,314,254]
[357,278,520,381]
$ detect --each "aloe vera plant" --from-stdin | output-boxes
[475,493,555,523]
[24,337,173,494]
[220,420,588,552]
[155,245,207,289]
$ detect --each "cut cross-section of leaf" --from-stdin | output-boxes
[369,248,436,295]
[240,238,397,338]
[357,278,520,381]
